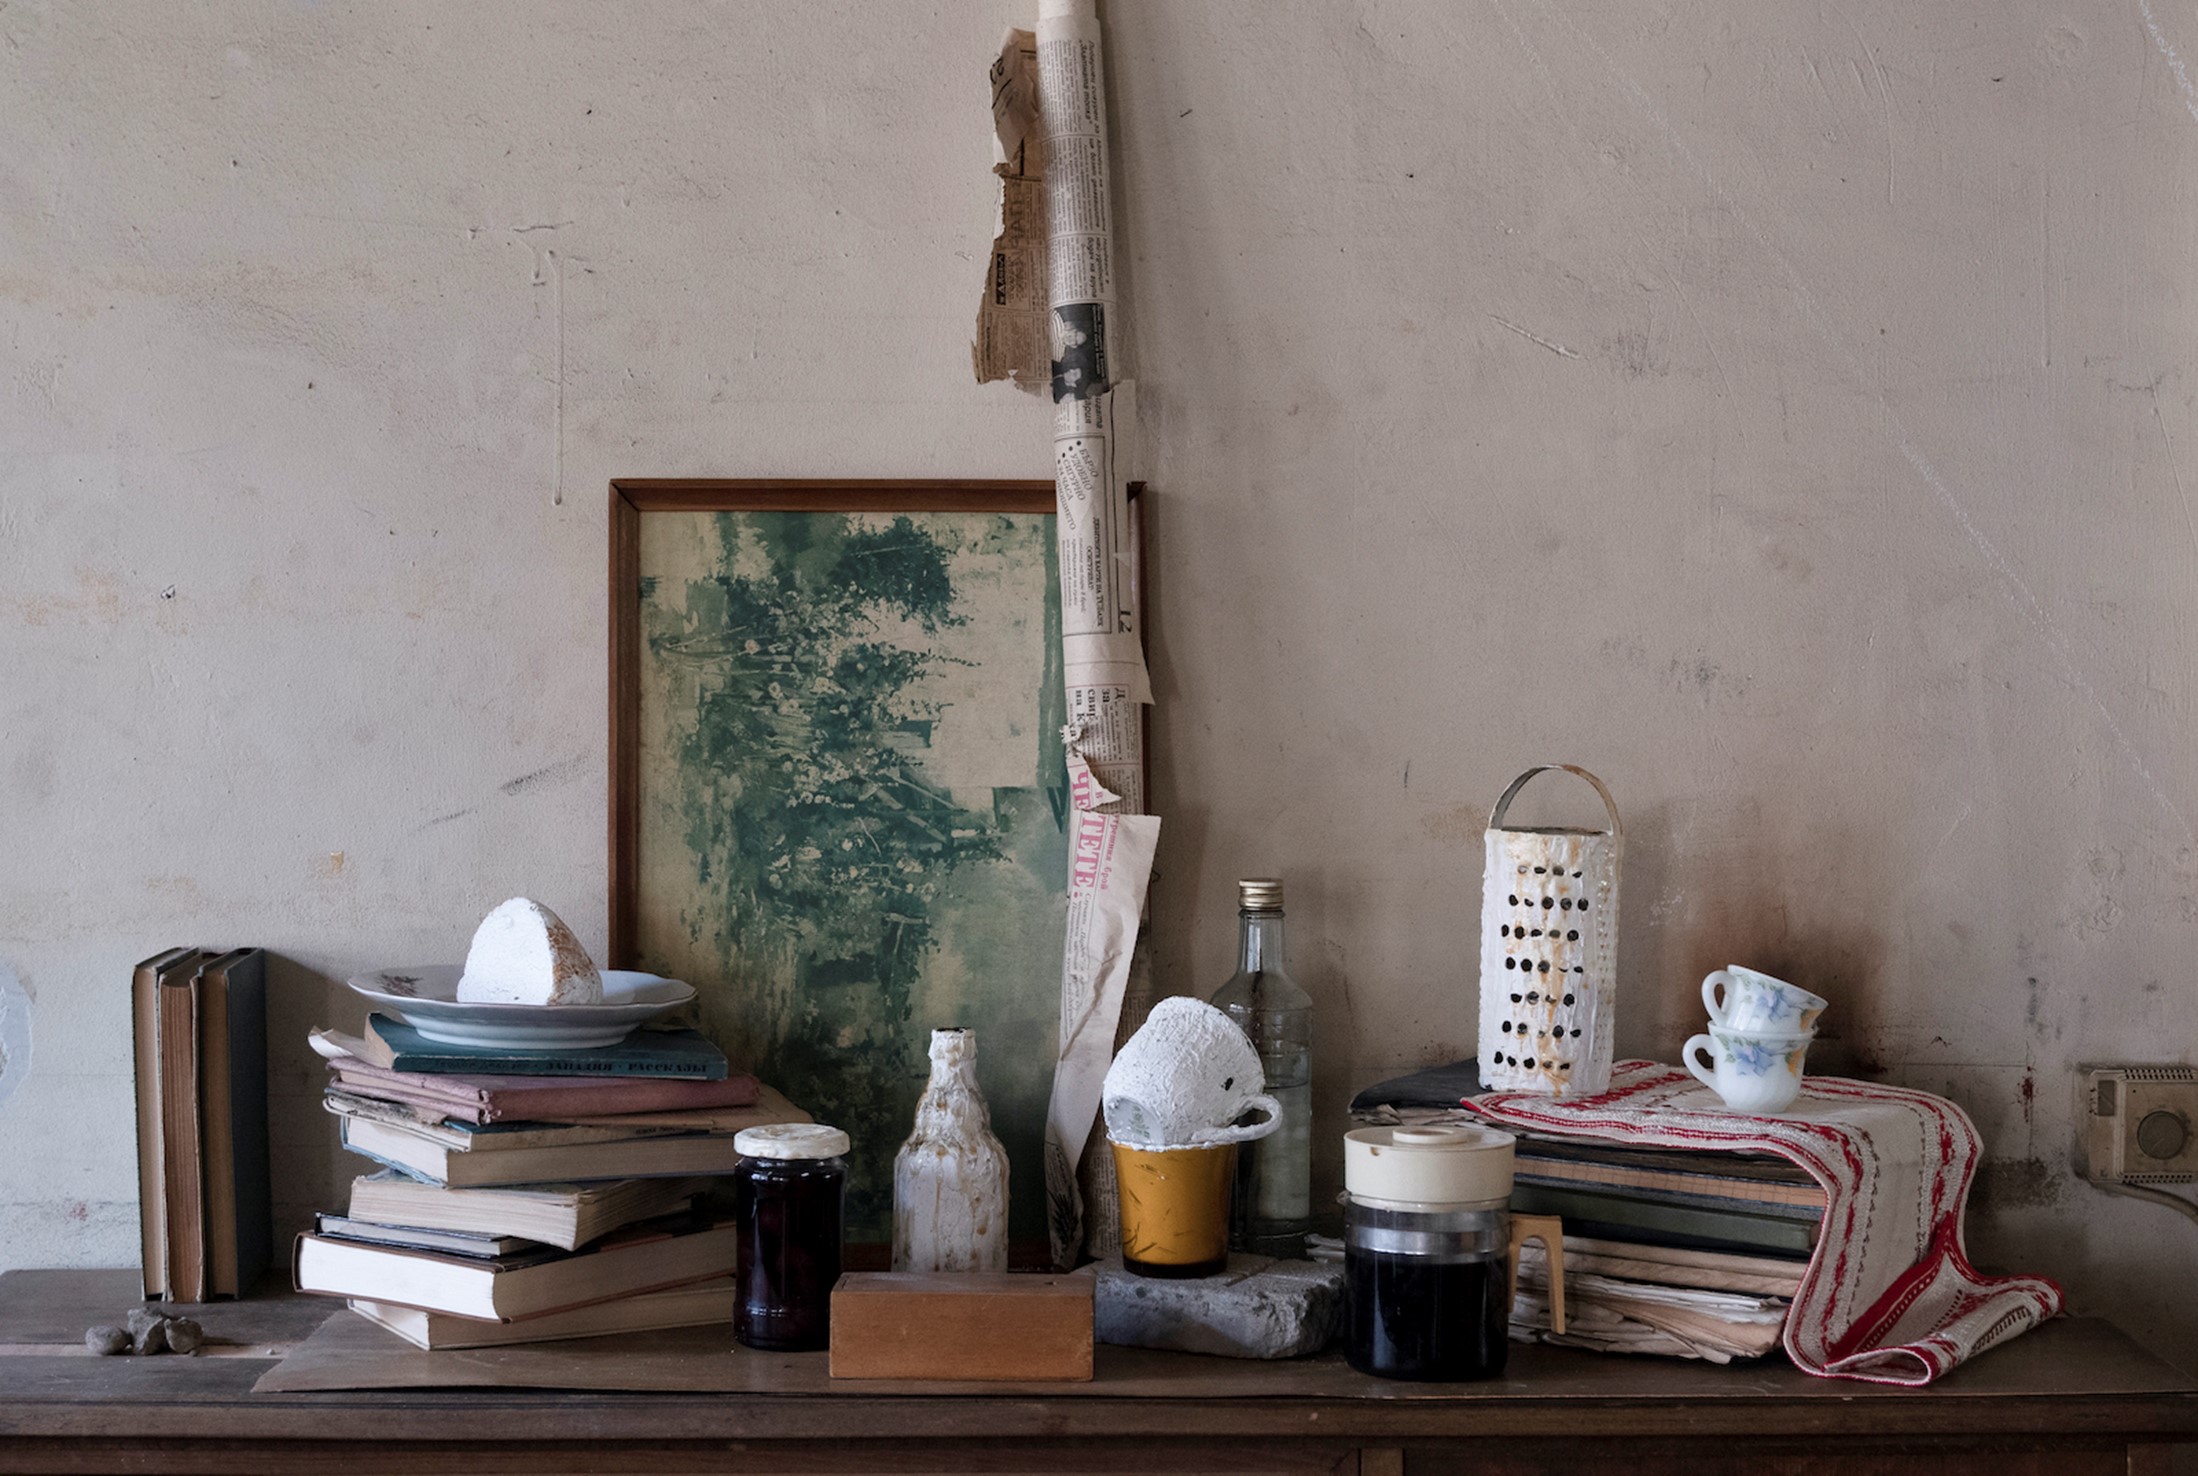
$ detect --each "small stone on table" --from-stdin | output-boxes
[1093,1254,1344,1360]
[84,1324,130,1356]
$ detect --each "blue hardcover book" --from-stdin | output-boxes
[363,1015,729,1080]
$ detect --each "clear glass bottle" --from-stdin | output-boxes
[1208,876,1313,1256]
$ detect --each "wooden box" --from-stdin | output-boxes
[828,1271,1094,1382]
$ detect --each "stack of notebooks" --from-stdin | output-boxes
[294,1013,808,1349]
[1350,1060,1817,1363]
[132,947,273,1301]
[1504,1134,1812,1361]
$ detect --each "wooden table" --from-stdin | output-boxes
[1,1270,2192,1475]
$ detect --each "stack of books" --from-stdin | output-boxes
[294,1013,808,1349]
[132,947,273,1301]
[1505,1133,1812,1361]
[1508,1134,1823,1259]
[1349,1061,1814,1363]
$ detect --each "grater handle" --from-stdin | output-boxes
[1488,765,1622,837]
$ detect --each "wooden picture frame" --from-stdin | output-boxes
[608,478,1138,1251]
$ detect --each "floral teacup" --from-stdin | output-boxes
[1701,966,1827,1034]
[1683,1024,1814,1113]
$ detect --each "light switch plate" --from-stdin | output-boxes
[2080,1065,2198,1184]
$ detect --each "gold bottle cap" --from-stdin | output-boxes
[1238,877,1284,913]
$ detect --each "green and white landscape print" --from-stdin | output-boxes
[635,509,1067,1243]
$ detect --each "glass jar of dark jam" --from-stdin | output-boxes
[1343,1125,1556,1382]
[732,1123,849,1352]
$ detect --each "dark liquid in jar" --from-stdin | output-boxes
[734,1157,844,1352]
[1344,1249,1510,1380]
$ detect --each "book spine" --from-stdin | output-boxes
[131,962,169,1299]
[388,1053,722,1080]
[230,953,274,1294]
[1507,1184,1820,1256]
[1511,1172,1824,1222]
[200,962,238,1297]
[1514,1155,1825,1209]
[325,1067,490,1111]
[160,971,208,1302]
[474,1075,760,1122]
[330,1070,759,1123]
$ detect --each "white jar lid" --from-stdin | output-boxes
[735,1123,851,1160]
[1344,1125,1514,1207]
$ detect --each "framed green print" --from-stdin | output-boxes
[610,480,1134,1252]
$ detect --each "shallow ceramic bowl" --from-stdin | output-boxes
[345,965,696,1050]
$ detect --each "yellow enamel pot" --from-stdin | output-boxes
[1110,1140,1236,1279]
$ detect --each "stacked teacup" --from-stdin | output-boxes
[1682,967,1827,1114]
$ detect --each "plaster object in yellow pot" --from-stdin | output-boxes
[1101,997,1284,1280]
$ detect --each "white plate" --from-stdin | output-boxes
[345,966,697,1050]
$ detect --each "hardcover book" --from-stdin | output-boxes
[320,1052,760,1125]
[294,1214,737,1321]
[349,1277,735,1349]
[315,1215,537,1260]
[343,1170,705,1251]
[1508,1181,1820,1257]
[1512,1150,1826,1210]
[199,948,273,1297]
[360,1015,731,1081]
[323,1092,695,1147]
[131,947,201,1298]
[1514,1132,1816,1184]
[157,954,208,1300]
[339,1115,753,1188]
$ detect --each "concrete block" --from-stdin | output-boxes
[1093,1254,1343,1359]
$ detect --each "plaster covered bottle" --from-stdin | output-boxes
[1208,877,1314,1256]
[891,1027,1010,1272]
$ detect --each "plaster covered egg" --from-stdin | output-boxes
[457,898,604,1005]
[1102,996,1282,1150]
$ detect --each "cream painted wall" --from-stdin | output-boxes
[3,0,2195,1380]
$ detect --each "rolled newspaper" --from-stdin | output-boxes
[1026,0,1161,1269]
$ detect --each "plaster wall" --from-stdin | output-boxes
[3,0,2195,1380]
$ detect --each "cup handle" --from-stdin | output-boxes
[1701,969,1733,1022]
[1683,1034,1720,1092]
[1508,1213,1566,1335]
[1192,1094,1284,1146]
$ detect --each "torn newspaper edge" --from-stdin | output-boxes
[1041,742,1159,1266]
[975,29,1048,393]
[1033,0,1157,1268]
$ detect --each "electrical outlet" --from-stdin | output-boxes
[2080,1065,2198,1184]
